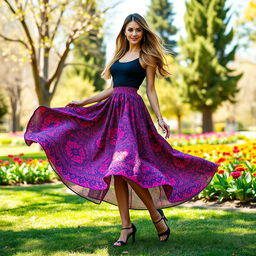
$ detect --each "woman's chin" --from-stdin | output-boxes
[129,40,141,45]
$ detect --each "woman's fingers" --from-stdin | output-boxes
[160,123,170,139]
[164,123,170,139]
[65,101,81,107]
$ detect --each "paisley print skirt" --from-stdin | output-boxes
[24,86,218,209]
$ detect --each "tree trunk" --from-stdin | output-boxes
[38,95,51,107]
[12,111,20,132]
[177,114,182,134]
[202,106,214,133]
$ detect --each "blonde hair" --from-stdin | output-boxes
[101,13,171,80]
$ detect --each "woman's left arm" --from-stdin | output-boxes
[146,61,171,139]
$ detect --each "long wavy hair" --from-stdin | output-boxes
[101,13,171,80]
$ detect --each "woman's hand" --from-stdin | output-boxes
[157,118,171,139]
[65,100,84,108]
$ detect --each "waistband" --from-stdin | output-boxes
[113,86,139,94]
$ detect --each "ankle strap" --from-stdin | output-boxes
[122,225,133,230]
[153,216,163,225]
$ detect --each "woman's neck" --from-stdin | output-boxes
[127,45,141,53]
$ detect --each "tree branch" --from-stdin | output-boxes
[0,33,29,48]
[29,0,43,38]
[102,0,122,13]
[47,40,72,90]
[63,62,102,71]
[4,0,17,14]
[50,2,67,42]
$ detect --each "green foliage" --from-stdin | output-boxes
[146,0,178,54]
[198,161,256,202]
[71,1,106,91]
[178,0,243,132]
[51,74,98,107]
[0,159,58,185]
[240,0,256,42]
[155,77,190,121]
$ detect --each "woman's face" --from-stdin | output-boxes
[124,21,143,45]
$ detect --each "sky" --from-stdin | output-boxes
[102,0,252,62]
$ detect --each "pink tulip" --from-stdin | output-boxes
[231,171,242,179]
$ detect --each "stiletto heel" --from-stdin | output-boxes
[113,223,137,247]
[153,209,170,242]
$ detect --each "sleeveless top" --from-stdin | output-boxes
[110,58,146,89]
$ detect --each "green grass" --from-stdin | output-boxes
[0,151,46,161]
[0,144,42,157]
[0,184,255,256]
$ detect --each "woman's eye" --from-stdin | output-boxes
[128,28,142,32]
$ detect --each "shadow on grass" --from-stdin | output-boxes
[1,211,256,256]
[1,184,256,255]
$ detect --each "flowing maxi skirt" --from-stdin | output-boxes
[24,86,219,209]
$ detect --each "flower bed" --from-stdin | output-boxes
[167,132,246,146]
[174,140,256,202]
[1,134,255,203]
[0,154,58,185]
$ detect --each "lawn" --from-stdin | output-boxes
[0,184,255,256]
[0,144,42,157]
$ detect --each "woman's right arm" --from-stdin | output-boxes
[66,80,114,107]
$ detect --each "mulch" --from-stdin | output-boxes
[181,198,256,212]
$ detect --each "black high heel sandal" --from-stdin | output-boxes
[153,209,170,242]
[113,223,137,247]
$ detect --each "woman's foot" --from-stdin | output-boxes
[113,223,137,247]
[152,209,170,242]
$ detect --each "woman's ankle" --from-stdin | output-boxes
[121,220,132,228]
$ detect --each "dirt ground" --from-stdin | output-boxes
[181,198,256,212]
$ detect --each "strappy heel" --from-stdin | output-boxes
[113,223,137,247]
[153,209,170,242]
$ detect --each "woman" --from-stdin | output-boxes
[24,13,219,247]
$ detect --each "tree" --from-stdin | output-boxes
[178,0,242,133]
[51,72,97,108]
[239,0,256,43]
[0,0,117,106]
[146,0,178,55]
[155,78,190,134]
[0,49,25,132]
[0,92,8,125]
[71,28,106,91]
[5,77,23,132]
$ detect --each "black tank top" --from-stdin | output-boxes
[110,58,146,89]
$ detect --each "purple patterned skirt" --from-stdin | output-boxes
[24,86,218,209]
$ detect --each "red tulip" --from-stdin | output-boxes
[217,157,226,163]
[218,170,225,174]
[13,157,20,162]
[7,154,14,158]
[233,146,240,153]
[235,166,245,172]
